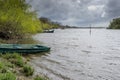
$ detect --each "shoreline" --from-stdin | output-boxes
[0,37,49,80]
[0,53,49,80]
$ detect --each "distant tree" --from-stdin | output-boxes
[108,18,120,29]
[39,17,50,24]
[39,17,60,30]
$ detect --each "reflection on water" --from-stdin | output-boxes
[31,29,120,80]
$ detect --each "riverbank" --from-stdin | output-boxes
[0,53,49,80]
[0,36,38,44]
[0,37,49,80]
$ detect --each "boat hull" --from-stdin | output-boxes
[43,30,54,33]
[0,44,50,53]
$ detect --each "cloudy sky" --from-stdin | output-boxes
[26,0,120,27]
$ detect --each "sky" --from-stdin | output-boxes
[26,0,120,27]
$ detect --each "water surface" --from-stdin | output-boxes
[32,29,120,80]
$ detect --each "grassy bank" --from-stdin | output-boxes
[0,0,51,79]
[0,53,49,80]
[0,37,38,44]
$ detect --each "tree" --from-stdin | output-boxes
[108,18,120,29]
[0,0,42,39]
[39,17,50,24]
[39,17,60,30]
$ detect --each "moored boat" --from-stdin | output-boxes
[0,44,50,53]
[43,29,54,33]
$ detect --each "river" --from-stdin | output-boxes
[31,29,120,80]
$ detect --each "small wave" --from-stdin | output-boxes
[33,61,72,80]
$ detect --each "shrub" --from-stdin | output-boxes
[0,0,42,39]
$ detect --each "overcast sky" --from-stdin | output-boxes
[26,0,120,27]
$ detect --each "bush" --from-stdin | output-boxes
[23,65,34,76]
[0,0,42,39]
[0,21,24,39]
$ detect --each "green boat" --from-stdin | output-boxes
[0,44,50,53]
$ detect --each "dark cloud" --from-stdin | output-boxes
[105,0,120,19]
[26,0,120,27]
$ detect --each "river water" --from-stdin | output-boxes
[32,29,120,80]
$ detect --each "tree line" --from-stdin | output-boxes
[39,17,61,30]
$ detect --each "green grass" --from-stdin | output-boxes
[0,61,16,80]
[0,53,49,80]
[34,76,49,80]
[0,72,16,80]
[5,61,15,68]
[0,62,5,69]
[2,53,25,67]
[23,65,34,76]
[2,53,21,59]
[0,62,7,73]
